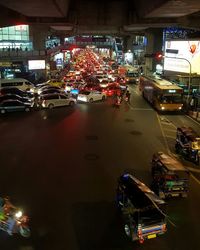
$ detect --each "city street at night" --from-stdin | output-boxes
[0,85,200,250]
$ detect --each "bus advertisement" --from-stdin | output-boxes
[139,75,184,111]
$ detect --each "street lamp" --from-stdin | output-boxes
[164,56,192,103]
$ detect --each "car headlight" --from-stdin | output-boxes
[15,210,23,218]
[178,106,182,110]
[161,106,165,110]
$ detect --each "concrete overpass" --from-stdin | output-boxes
[0,0,200,36]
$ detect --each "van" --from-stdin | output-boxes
[0,78,34,92]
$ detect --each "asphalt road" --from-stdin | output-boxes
[0,85,200,250]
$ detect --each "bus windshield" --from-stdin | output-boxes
[160,94,182,104]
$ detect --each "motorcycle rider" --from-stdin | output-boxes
[125,90,131,103]
[0,197,17,235]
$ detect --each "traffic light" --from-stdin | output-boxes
[154,52,163,60]
[144,52,163,60]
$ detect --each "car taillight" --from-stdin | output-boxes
[137,226,144,244]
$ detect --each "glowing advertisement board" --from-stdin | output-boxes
[164,40,200,74]
[28,60,46,70]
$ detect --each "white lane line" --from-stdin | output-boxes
[156,113,171,155]
[162,128,177,132]
[187,167,200,174]
[165,135,176,139]
[185,115,200,125]
[191,173,200,185]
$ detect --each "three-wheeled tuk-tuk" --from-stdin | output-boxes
[151,152,189,199]
[175,126,200,165]
[116,173,167,244]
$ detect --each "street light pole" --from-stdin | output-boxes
[164,56,192,103]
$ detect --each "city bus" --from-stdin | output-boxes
[139,75,184,111]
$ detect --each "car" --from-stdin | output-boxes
[40,93,76,109]
[0,87,33,98]
[102,85,121,96]
[0,94,34,106]
[77,90,106,103]
[39,88,62,96]
[37,85,62,95]
[0,100,31,114]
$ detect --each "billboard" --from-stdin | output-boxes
[164,40,200,74]
[28,60,46,70]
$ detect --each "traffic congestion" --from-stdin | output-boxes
[0,48,200,250]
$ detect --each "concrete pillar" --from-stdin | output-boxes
[29,25,49,51]
[145,28,163,75]
[123,35,135,52]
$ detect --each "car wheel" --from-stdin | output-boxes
[102,95,106,101]
[25,107,30,112]
[48,104,54,109]
[69,101,75,107]
[89,98,93,103]
[1,109,6,114]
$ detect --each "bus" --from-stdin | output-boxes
[0,78,34,92]
[139,75,184,111]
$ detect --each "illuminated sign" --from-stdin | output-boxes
[164,40,200,74]
[28,60,46,70]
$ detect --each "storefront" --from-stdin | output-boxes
[0,25,32,51]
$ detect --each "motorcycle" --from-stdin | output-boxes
[0,197,30,237]
[115,96,122,107]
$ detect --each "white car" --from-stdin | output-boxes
[40,93,76,109]
[77,91,106,103]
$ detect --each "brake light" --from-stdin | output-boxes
[137,225,144,244]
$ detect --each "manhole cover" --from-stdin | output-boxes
[130,130,142,135]
[124,118,134,123]
[84,154,99,160]
[86,135,98,140]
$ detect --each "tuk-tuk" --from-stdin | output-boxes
[116,173,167,244]
[175,126,200,165]
[151,152,189,199]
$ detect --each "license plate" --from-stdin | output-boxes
[173,188,180,190]
[172,193,179,196]
[147,234,156,239]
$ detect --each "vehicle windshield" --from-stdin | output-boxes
[160,94,182,104]
[139,207,165,226]
[126,72,139,77]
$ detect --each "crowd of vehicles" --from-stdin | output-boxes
[0,49,131,114]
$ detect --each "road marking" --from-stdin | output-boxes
[156,113,171,155]
[186,115,200,125]
[187,167,200,174]
[165,135,176,139]
[191,173,200,185]
[162,128,177,132]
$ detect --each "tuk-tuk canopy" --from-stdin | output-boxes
[153,152,188,172]
[119,173,165,210]
[177,126,200,142]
